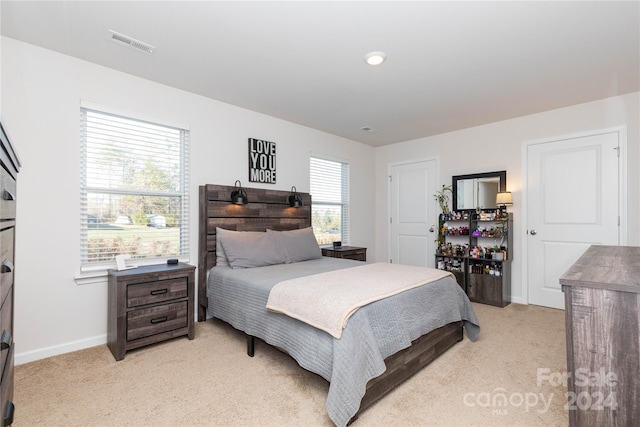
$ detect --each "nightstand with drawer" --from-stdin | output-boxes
[321,246,367,262]
[107,263,195,361]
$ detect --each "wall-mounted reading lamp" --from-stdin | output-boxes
[230,180,248,204]
[288,186,303,207]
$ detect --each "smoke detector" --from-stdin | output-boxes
[109,30,155,55]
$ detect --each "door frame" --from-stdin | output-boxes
[387,156,440,264]
[520,126,627,305]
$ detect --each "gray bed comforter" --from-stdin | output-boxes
[207,257,480,426]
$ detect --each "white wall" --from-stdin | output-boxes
[0,37,375,363]
[374,92,640,304]
[4,35,638,363]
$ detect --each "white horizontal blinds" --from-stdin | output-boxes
[80,108,189,268]
[310,156,350,245]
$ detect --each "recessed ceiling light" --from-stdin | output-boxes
[364,51,386,66]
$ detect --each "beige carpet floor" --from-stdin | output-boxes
[13,303,568,426]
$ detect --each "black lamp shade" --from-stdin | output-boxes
[288,186,303,207]
[230,180,248,204]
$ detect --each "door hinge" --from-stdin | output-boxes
[390,259,393,263]
[390,217,393,224]
[389,175,392,182]
[615,146,620,157]
[618,216,620,226]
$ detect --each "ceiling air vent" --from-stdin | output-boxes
[360,126,379,133]
[109,30,155,54]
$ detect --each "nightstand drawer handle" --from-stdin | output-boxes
[0,330,11,350]
[150,316,168,324]
[150,289,168,295]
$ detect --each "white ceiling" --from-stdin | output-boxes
[2,1,639,147]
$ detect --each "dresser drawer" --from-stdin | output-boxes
[0,346,14,427]
[0,288,12,380]
[0,168,16,221]
[0,228,14,306]
[345,249,366,261]
[127,277,187,308]
[127,301,188,341]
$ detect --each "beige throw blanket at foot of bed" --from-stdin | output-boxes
[266,262,453,339]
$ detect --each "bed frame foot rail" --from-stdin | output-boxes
[247,334,255,357]
[350,321,464,423]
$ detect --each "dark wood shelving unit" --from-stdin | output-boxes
[435,212,512,307]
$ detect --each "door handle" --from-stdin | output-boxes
[530,230,537,235]
[428,225,435,233]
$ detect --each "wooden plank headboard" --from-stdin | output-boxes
[197,184,312,321]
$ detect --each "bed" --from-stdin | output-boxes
[197,184,480,426]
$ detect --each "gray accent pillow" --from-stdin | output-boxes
[268,227,322,263]
[216,227,285,269]
[215,229,230,267]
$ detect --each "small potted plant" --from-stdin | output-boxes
[496,216,508,246]
[434,185,452,217]
[434,185,452,248]
[494,216,508,259]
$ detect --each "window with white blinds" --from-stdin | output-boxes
[80,108,190,271]
[310,156,350,245]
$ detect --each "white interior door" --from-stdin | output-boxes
[527,130,621,309]
[389,160,437,266]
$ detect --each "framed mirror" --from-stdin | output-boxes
[452,171,506,211]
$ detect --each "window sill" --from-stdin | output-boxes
[74,271,108,286]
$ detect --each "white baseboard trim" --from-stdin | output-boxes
[16,334,107,365]
[510,296,524,305]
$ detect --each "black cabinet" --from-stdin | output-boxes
[435,212,512,306]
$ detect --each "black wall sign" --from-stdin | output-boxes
[248,138,276,184]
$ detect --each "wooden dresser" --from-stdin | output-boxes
[0,120,19,426]
[560,245,639,426]
[108,263,195,361]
